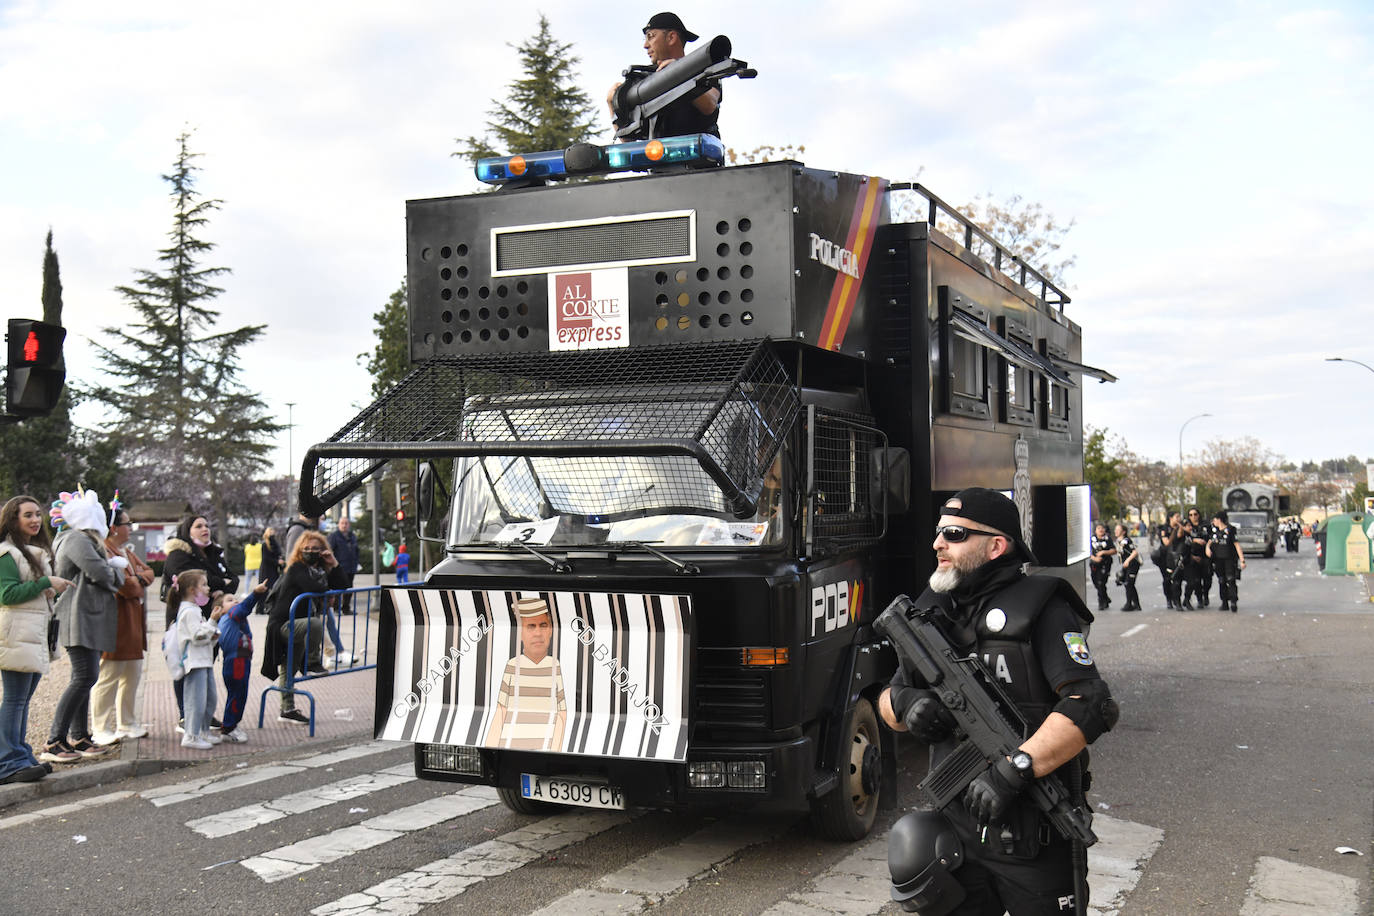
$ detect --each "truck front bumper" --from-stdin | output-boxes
[416,735,817,807]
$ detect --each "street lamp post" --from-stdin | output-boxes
[285,401,297,514]
[1179,413,1212,515]
[1325,356,1374,376]
[1326,358,1374,516]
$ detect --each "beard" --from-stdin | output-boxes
[928,540,993,593]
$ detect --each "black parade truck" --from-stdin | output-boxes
[298,124,1108,840]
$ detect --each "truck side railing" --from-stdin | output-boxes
[889,182,1070,309]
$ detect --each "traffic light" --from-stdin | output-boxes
[6,319,66,417]
[395,478,409,523]
[395,507,406,522]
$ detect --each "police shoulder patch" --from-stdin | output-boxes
[1063,632,1093,666]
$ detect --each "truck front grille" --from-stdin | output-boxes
[695,668,768,728]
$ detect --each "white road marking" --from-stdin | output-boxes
[141,740,402,807]
[184,764,414,838]
[0,790,134,832]
[1238,856,1360,915]
[1087,813,1165,916]
[528,815,790,915]
[760,830,889,916]
[1120,624,1148,638]
[311,808,636,915]
[241,786,500,882]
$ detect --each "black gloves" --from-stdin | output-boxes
[964,756,1032,829]
[891,687,957,744]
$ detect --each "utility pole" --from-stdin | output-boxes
[368,476,381,587]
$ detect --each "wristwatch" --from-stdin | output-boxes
[1010,750,1034,779]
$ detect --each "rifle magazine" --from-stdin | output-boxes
[918,740,986,809]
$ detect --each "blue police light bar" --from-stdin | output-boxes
[605,133,724,171]
[474,148,567,184]
[475,134,724,186]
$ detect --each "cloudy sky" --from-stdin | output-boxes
[2,0,1370,483]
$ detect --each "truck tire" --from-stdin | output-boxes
[497,786,565,815]
[810,697,881,842]
[1264,545,1275,558]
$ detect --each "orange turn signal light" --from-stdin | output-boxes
[741,647,789,667]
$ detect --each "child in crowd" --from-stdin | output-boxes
[169,570,224,750]
[395,544,410,584]
[215,582,266,743]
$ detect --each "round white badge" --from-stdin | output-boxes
[985,608,1007,633]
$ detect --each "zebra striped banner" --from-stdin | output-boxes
[380,588,692,762]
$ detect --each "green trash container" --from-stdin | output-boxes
[1320,513,1373,576]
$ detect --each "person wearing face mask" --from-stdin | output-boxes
[0,496,74,782]
[161,514,239,627]
[42,490,128,764]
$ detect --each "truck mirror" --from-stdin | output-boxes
[416,461,437,521]
[871,448,911,514]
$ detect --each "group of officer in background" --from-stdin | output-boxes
[1088,508,1247,613]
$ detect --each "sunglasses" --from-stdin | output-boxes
[935,524,1004,543]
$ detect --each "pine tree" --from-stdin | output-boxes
[361,281,410,399]
[91,130,279,530]
[455,15,600,161]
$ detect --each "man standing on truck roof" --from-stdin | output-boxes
[878,488,1117,916]
[1206,509,1246,613]
[484,596,567,752]
[606,12,721,139]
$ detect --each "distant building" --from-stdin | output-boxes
[129,499,194,560]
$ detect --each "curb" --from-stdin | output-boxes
[0,757,196,813]
[0,725,378,815]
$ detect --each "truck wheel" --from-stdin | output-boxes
[497,786,564,815]
[810,697,881,842]
[1264,546,1275,558]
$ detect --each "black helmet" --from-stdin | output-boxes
[888,809,966,914]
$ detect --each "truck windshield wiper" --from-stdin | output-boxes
[604,541,700,575]
[500,539,572,573]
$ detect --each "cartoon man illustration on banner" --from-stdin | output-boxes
[485,596,567,750]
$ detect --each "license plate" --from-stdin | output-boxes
[520,773,626,810]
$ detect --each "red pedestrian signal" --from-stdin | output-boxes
[6,319,66,417]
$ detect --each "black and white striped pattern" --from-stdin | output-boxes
[380,588,691,761]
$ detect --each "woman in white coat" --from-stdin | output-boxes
[0,496,72,783]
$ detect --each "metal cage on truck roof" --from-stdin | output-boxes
[299,340,799,519]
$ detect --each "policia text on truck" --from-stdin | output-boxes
[295,43,1112,844]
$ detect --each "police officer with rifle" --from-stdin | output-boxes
[876,488,1118,915]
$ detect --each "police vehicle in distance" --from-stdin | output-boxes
[296,47,1111,841]
[1223,483,1289,557]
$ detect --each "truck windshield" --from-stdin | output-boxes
[1230,512,1270,529]
[445,396,785,550]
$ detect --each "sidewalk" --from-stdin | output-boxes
[0,581,398,812]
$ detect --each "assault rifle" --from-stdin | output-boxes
[874,595,1097,847]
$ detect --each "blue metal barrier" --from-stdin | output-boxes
[256,585,382,737]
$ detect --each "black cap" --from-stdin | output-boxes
[941,487,1038,565]
[643,12,699,42]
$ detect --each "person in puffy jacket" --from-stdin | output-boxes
[0,496,73,783]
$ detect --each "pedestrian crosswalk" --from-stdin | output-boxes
[65,744,1343,915]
